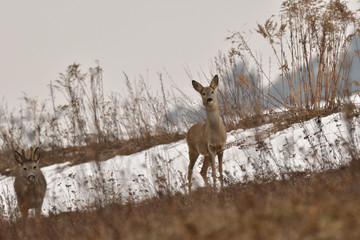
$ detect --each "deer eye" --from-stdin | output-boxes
[211,91,214,94]
[202,92,205,96]
[33,166,37,169]
[23,167,27,171]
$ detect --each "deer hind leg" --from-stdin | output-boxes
[188,148,199,193]
[200,156,210,187]
[218,152,224,189]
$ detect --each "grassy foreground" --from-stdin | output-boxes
[1,160,359,240]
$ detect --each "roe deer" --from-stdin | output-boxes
[14,146,47,218]
[186,75,227,193]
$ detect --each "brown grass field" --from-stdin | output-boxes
[1,0,360,239]
[1,160,359,240]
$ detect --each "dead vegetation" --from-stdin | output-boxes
[0,0,360,238]
[1,161,360,240]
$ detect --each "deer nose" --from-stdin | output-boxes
[27,175,35,181]
[207,98,213,103]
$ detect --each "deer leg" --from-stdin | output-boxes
[208,152,216,189]
[188,149,199,193]
[218,152,224,189]
[200,156,210,187]
[35,207,41,218]
[20,206,28,219]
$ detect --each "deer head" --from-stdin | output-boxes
[192,75,219,109]
[14,146,41,182]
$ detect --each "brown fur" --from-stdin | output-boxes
[186,75,227,192]
[14,146,47,218]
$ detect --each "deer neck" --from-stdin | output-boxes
[205,105,222,129]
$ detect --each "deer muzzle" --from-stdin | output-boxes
[27,174,35,182]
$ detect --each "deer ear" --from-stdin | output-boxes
[14,151,23,165]
[210,75,219,89]
[192,80,204,93]
[33,147,41,162]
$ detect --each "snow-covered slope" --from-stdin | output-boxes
[0,108,359,220]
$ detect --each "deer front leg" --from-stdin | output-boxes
[208,144,216,189]
[20,205,28,219]
[218,152,224,189]
[35,207,42,218]
[209,153,216,188]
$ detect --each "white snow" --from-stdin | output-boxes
[0,107,359,221]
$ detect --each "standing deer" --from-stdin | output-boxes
[14,146,47,218]
[186,75,227,193]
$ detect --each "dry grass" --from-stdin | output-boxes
[228,0,359,111]
[0,105,343,177]
[0,0,360,239]
[0,132,184,176]
[1,161,359,240]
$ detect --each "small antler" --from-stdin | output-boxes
[29,146,35,160]
[14,146,41,164]
[21,149,26,158]
[27,146,40,161]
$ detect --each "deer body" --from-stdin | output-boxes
[187,75,227,192]
[14,147,47,218]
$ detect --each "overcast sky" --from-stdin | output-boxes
[1,0,357,108]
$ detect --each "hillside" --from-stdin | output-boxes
[1,108,360,238]
[1,97,359,223]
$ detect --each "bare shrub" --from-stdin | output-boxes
[228,0,359,111]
